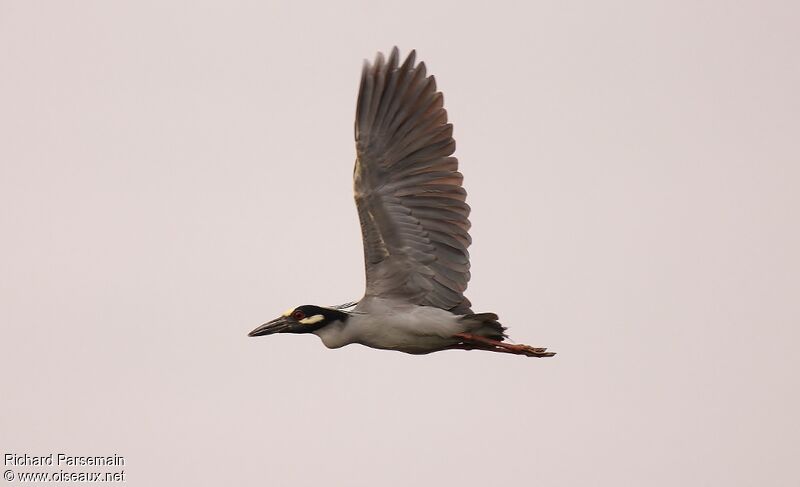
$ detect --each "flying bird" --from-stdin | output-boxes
[249,48,554,358]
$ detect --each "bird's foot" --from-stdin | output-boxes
[511,343,556,358]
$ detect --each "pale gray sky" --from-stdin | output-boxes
[1,1,798,485]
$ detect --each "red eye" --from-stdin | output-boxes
[292,310,305,320]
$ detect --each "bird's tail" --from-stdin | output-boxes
[459,312,507,341]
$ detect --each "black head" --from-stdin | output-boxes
[248,305,349,337]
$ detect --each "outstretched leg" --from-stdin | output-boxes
[451,333,556,358]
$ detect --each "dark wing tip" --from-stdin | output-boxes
[405,49,417,67]
[417,61,427,79]
[388,46,400,70]
[364,47,419,72]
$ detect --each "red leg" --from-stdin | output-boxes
[452,333,556,358]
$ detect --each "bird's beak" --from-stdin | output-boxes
[248,316,291,337]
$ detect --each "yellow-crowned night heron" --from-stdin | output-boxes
[249,48,555,358]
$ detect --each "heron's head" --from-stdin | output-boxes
[248,305,349,337]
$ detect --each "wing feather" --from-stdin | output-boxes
[354,47,472,313]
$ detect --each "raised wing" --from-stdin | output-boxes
[354,47,472,313]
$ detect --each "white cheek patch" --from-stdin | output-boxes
[299,314,325,325]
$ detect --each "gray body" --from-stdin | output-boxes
[313,297,495,354]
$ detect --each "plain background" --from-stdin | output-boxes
[1,1,798,485]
